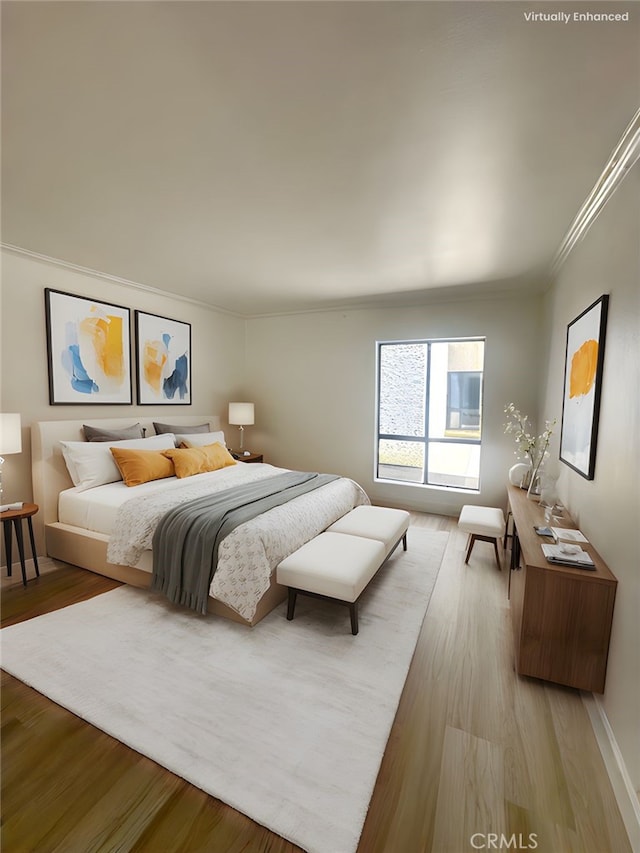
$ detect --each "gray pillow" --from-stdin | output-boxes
[153,422,209,435]
[83,423,145,442]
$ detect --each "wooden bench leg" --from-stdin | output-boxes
[349,602,359,635]
[286,588,297,621]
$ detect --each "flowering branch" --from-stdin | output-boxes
[504,403,556,485]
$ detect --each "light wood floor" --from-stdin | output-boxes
[1,513,631,853]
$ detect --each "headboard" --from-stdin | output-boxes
[32,415,222,527]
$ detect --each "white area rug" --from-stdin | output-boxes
[1,528,448,853]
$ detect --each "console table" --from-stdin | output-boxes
[507,484,617,693]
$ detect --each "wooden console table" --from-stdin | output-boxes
[507,484,617,693]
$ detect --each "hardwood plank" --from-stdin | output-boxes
[448,536,511,746]
[53,759,183,853]
[501,670,576,831]
[548,686,633,853]
[1,684,177,851]
[505,800,581,853]
[432,725,505,852]
[133,786,302,853]
[1,563,120,627]
[359,604,455,853]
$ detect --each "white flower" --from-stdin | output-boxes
[504,404,557,471]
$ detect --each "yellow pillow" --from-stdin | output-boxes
[162,442,237,478]
[110,447,175,487]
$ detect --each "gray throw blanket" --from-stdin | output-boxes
[151,471,339,615]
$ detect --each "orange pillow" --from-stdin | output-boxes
[162,442,237,478]
[110,447,175,487]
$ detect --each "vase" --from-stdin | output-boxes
[508,462,532,489]
[527,466,543,499]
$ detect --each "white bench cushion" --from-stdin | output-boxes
[276,532,386,602]
[458,505,505,537]
[326,506,410,553]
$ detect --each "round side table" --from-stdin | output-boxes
[1,502,40,586]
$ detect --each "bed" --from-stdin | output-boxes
[31,416,369,626]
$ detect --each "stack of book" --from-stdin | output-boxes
[541,543,595,570]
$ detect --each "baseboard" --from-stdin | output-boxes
[582,691,640,850]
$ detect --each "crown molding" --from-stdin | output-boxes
[551,108,640,276]
[0,243,243,319]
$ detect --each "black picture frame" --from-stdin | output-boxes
[559,294,609,480]
[135,310,192,405]
[44,288,132,405]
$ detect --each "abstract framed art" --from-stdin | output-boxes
[135,311,192,405]
[44,288,132,405]
[559,294,609,480]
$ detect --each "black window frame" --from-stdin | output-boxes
[375,338,485,490]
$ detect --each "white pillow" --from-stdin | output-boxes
[175,431,226,448]
[60,434,176,491]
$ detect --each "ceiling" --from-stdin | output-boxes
[2,2,638,316]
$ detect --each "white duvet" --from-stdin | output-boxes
[70,463,369,620]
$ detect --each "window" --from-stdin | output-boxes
[376,339,485,490]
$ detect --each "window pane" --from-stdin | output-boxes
[447,372,481,429]
[378,439,424,483]
[427,442,480,489]
[379,343,426,436]
[429,341,484,439]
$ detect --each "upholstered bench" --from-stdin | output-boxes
[277,532,384,635]
[458,504,505,571]
[326,505,410,557]
[277,506,410,635]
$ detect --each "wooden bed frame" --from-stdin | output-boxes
[31,416,287,626]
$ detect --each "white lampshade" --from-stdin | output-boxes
[228,402,255,426]
[0,413,22,455]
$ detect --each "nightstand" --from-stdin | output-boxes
[1,502,40,586]
[236,453,263,464]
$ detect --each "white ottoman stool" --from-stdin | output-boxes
[327,505,410,556]
[458,505,505,571]
[276,532,386,635]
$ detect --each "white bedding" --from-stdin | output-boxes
[59,477,179,534]
[58,462,280,534]
[61,463,369,620]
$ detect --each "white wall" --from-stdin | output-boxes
[0,249,247,547]
[539,169,640,795]
[245,293,543,517]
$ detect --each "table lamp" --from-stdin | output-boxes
[228,402,254,452]
[0,413,22,506]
